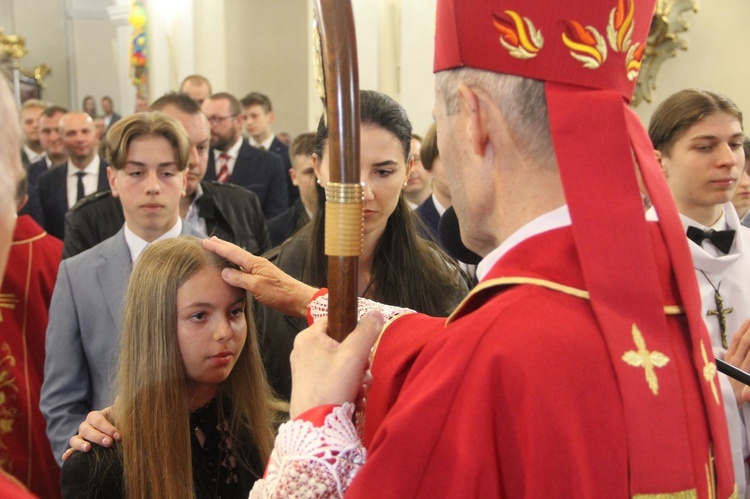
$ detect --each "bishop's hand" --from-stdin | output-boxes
[203,236,319,318]
[289,312,383,419]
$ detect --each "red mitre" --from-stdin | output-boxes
[434,1,735,497]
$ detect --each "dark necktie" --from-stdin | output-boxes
[686,226,735,254]
[75,171,86,201]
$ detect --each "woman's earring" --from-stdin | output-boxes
[316,178,322,185]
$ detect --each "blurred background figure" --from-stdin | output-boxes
[36,112,108,240]
[267,132,317,247]
[731,137,750,227]
[101,96,121,132]
[81,95,97,119]
[19,99,47,168]
[403,133,432,209]
[179,74,212,105]
[242,92,297,206]
[134,96,149,113]
[21,105,69,223]
[276,132,291,145]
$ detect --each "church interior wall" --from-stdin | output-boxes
[1,0,748,138]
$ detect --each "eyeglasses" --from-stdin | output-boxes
[206,114,238,124]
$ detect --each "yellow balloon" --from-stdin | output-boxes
[130,6,146,28]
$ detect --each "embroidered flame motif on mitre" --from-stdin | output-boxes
[606,0,645,81]
[625,42,645,81]
[562,20,608,69]
[492,10,543,59]
[607,0,635,52]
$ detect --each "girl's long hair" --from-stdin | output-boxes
[116,236,282,499]
[307,90,468,315]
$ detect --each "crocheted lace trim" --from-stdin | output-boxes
[308,294,415,324]
[249,403,364,498]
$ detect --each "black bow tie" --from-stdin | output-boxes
[686,226,736,254]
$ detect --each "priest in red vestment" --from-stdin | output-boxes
[0,179,63,498]
[236,0,740,496]
[70,0,738,496]
[0,72,41,498]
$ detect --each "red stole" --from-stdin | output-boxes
[0,216,63,498]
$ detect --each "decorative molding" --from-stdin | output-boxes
[632,0,699,106]
[66,9,111,20]
[107,5,131,24]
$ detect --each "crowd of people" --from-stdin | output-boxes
[1,0,750,497]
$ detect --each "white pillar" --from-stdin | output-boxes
[400,0,436,136]
[193,0,226,91]
[107,0,133,113]
[148,0,196,100]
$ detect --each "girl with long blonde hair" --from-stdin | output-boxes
[61,236,283,499]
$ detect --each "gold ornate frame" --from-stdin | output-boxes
[632,0,699,106]
[0,29,50,103]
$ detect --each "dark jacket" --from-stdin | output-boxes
[205,140,288,219]
[20,157,58,223]
[266,199,310,247]
[267,136,299,207]
[255,224,471,401]
[62,181,271,259]
[415,195,441,243]
[36,160,110,240]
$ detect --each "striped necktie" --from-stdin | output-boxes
[216,153,230,183]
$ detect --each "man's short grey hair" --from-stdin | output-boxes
[436,68,554,170]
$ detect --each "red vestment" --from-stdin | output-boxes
[0,215,63,498]
[355,226,724,497]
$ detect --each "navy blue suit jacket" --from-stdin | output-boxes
[104,113,121,131]
[415,196,441,244]
[205,139,288,219]
[20,157,58,223]
[267,136,298,206]
[36,159,109,240]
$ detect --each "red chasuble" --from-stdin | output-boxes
[356,225,726,497]
[0,215,63,498]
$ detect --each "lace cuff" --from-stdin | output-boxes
[249,403,365,498]
[308,289,415,325]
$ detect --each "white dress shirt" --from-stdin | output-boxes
[213,137,244,178]
[184,183,208,238]
[249,134,275,151]
[66,156,101,208]
[123,218,183,264]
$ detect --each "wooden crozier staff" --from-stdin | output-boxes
[313,0,362,341]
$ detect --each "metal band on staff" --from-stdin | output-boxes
[325,182,364,257]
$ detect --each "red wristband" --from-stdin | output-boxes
[295,404,339,427]
[306,287,329,325]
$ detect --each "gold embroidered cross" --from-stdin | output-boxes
[700,341,719,405]
[622,324,670,395]
[706,289,733,349]
[0,294,18,322]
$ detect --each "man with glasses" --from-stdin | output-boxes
[202,92,288,218]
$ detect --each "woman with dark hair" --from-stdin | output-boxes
[258,90,471,400]
[82,96,97,119]
[61,237,284,498]
[647,88,750,495]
